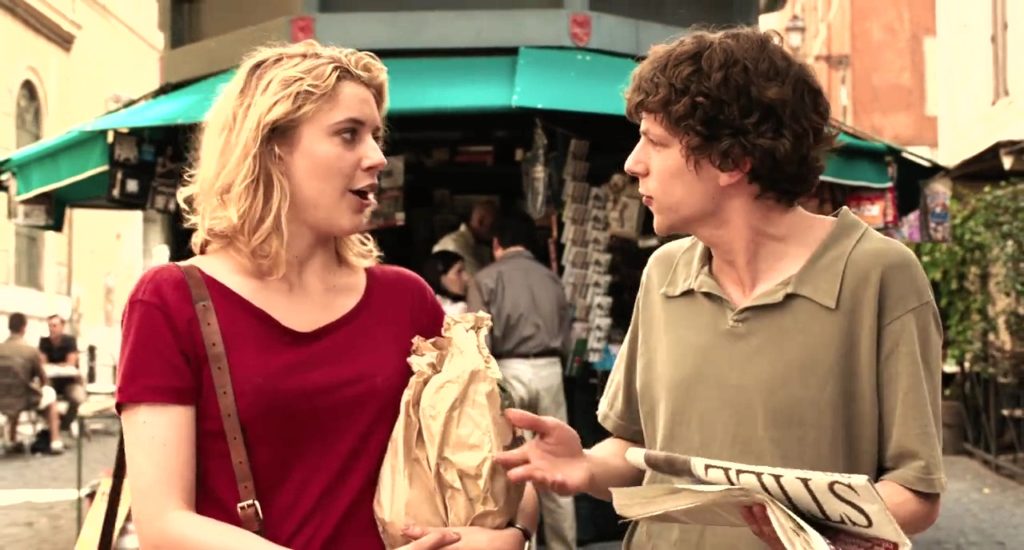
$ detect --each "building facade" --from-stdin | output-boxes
[0,0,163,375]
[932,0,1023,166]
[761,0,1023,167]
[760,0,938,157]
[156,0,762,83]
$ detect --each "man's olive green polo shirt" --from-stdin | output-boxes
[598,208,946,549]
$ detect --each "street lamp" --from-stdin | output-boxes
[999,142,1023,173]
[785,13,807,53]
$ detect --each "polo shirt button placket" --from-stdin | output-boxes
[727,311,744,328]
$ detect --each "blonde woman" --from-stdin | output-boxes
[116,41,537,550]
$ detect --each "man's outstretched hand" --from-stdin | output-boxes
[494,409,592,496]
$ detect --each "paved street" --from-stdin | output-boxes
[1,434,1021,549]
[910,456,1024,549]
[0,422,121,550]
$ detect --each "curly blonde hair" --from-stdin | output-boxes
[178,40,388,278]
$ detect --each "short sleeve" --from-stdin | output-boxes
[410,270,445,340]
[68,336,79,353]
[877,300,947,493]
[116,277,200,411]
[597,275,646,445]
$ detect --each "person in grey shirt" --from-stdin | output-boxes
[467,209,575,550]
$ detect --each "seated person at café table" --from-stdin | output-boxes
[38,314,85,432]
[1,313,64,453]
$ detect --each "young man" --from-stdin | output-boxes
[467,210,576,550]
[39,315,85,432]
[1,313,64,453]
[496,28,944,549]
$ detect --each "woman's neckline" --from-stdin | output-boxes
[185,264,376,336]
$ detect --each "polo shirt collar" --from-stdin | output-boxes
[659,239,713,298]
[498,249,535,262]
[788,207,868,308]
[660,207,868,309]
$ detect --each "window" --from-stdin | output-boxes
[14,227,43,290]
[170,0,199,48]
[15,81,41,148]
[14,80,44,290]
[992,0,1009,102]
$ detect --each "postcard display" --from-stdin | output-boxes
[561,139,614,364]
[108,132,187,215]
[369,155,406,229]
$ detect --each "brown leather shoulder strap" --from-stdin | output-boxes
[178,263,264,535]
[97,434,127,549]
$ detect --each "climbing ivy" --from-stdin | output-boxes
[915,182,1024,378]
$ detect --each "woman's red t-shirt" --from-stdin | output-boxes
[116,263,444,550]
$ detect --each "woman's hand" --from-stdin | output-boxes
[396,528,462,549]
[402,525,527,550]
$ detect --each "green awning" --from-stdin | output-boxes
[388,55,517,114]
[85,70,236,131]
[835,131,889,155]
[1,47,637,205]
[512,47,635,115]
[71,47,634,123]
[10,131,109,201]
[4,48,923,217]
[2,70,237,202]
[387,47,635,115]
[821,132,892,188]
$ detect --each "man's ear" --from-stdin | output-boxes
[718,158,752,188]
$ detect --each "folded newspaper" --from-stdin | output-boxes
[374,312,524,549]
[611,448,910,550]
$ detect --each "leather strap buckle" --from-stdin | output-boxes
[237,499,264,521]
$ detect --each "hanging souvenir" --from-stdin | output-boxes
[923,180,951,242]
[522,120,549,219]
[845,189,887,229]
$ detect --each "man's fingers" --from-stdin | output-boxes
[748,505,785,550]
[505,463,541,484]
[740,506,767,541]
[548,473,577,496]
[752,504,770,523]
[505,463,552,486]
[737,503,770,540]
[506,465,582,495]
[494,446,531,469]
[752,504,775,532]
[504,408,551,433]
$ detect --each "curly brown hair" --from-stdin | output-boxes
[626,27,835,205]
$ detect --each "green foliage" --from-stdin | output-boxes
[915,182,1024,377]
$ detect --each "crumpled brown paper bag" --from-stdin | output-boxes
[374,312,525,549]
